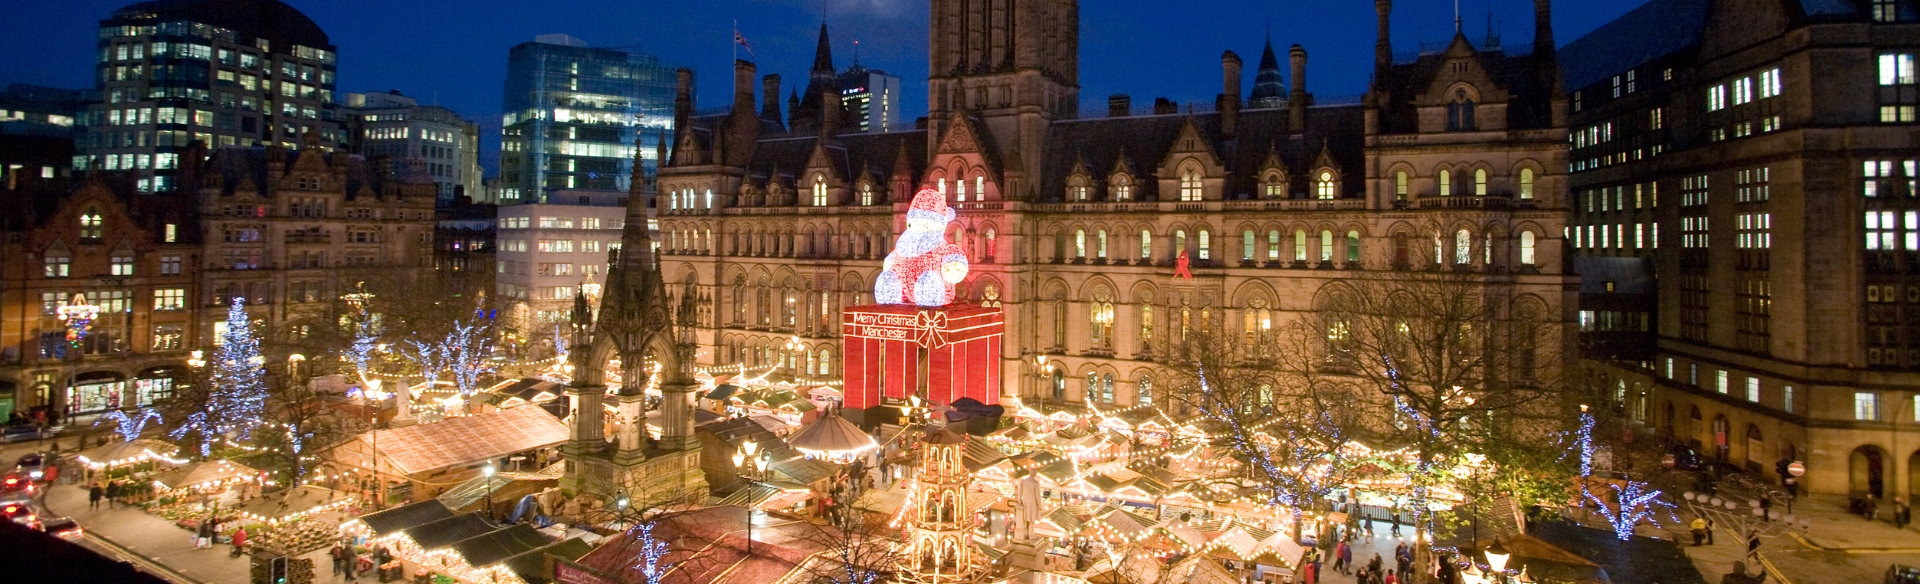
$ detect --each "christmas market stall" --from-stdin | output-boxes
[234,485,357,555]
[152,459,259,493]
[76,437,184,474]
[325,405,569,503]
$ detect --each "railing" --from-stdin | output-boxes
[1415,195,1512,210]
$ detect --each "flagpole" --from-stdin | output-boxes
[732,20,739,97]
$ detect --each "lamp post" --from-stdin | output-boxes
[481,463,496,518]
[1484,539,1511,584]
[733,440,766,556]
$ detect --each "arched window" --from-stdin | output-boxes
[79,209,103,240]
[1140,304,1155,347]
[1447,89,1477,131]
[1052,299,1067,348]
[812,174,828,206]
[806,349,817,375]
[1112,174,1133,201]
[1439,169,1453,196]
[1474,169,1488,196]
[1175,230,1187,257]
[1347,230,1361,262]
[1316,171,1336,199]
[861,183,874,206]
[1242,230,1257,261]
[984,228,996,262]
[1074,229,1087,259]
[1294,230,1308,261]
[1139,230,1153,260]
[1138,375,1153,406]
[732,276,747,324]
[1096,230,1109,259]
[1395,171,1409,201]
[1455,229,1473,264]
[705,188,713,209]
[819,348,833,376]
[1198,230,1212,260]
[976,176,985,200]
[1264,173,1286,199]
[1101,373,1115,403]
[1086,372,1098,403]
[1520,231,1537,265]
[1051,368,1065,399]
[1519,168,1536,200]
[937,177,947,197]
[1179,164,1204,201]
[1319,230,1334,262]
[957,176,969,201]
[1091,300,1114,349]
[1069,175,1088,201]
[1267,230,1281,260]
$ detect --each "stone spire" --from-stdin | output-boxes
[1249,36,1287,109]
[791,24,838,134]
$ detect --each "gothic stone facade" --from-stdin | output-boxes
[652,0,1575,415]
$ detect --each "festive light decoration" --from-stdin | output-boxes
[874,188,969,306]
[444,319,495,398]
[97,408,162,443]
[1585,480,1673,541]
[347,318,379,389]
[553,323,569,358]
[1570,405,1597,498]
[57,293,99,348]
[627,521,675,584]
[172,298,267,456]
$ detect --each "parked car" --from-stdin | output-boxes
[1666,444,1705,471]
[1887,564,1920,584]
[1,500,38,530]
[0,425,61,443]
[0,473,35,504]
[14,453,46,481]
[40,516,80,541]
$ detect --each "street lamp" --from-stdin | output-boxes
[481,463,496,517]
[1485,539,1511,583]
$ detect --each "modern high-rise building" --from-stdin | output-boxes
[343,90,483,204]
[498,34,679,205]
[835,64,900,133]
[75,0,342,193]
[1562,0,1920,496]
[493,189,633,333]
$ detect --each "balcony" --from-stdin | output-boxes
[1415,195,1512,210]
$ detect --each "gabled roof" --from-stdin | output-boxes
[340,406,568,475]
[1041,108,1365,203]
[449,523,553,568]
[357,500,455,537]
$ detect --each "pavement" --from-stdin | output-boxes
[1657,493,1920,584]
[0,429,349,584]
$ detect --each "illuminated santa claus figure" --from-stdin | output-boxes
[876,188,970,306]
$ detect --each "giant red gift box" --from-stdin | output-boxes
[840,303,1004,412]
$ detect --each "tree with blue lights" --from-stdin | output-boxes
[171,297,267,457]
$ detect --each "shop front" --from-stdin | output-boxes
[68,371,126,415]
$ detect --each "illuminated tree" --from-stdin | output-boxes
[170,298,268,457]
[1586,480,1674,541]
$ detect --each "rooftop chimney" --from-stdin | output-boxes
[1221,50,1243,138]
[673,68,693,131]
[733,60,756,113]
[761,74,784,129]
[1109,94,1132,117]
[1289,45,1309,133]
[1153,97,1178,116]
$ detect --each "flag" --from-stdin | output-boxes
[733,30,754,56]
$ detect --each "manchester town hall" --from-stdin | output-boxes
[646,0,1576,413]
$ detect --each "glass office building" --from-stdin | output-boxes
[499,34,679,204]
[77,0,342,193]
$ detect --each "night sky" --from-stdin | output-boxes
[0,0,1650,174]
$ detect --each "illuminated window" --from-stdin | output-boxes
[79,209,103,240]
[1179,164,1204,201]
[1394,171,1409,201]
[1455,229,1472,264]
[812,174,828,206]
[1520,231,1537,265]
[1439,169,1453,197]
[1316,171,1336,199]
[1474,169,1488,195]
[1519,168,1535,200]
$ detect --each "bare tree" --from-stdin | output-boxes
[789,497,913,584]
[1162,325,1370,542]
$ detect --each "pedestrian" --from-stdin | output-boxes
[195,520,214,549]
[1389,512,1401,538]
[1334,540,1351,574]
[1369,553,1383,577]
[1866,494,1880,522]
[1898,497,1913,529]
[88,483,102,511]
[231,526,247,557]
[42,462,57,485]
[1364,518,1375,542]
[1706,516,1716,545]
[343,544,359,581]
[104,480,121,509]
[1759,494,1772,522]
[330,542,346,576]
[1352,566,1366,584]
[1690,516,1707,546]
[1385,569,1398,584]
[1745,527,1760,557]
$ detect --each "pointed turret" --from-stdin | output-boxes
[1249,37,1287,109]
[791,24,838,134]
